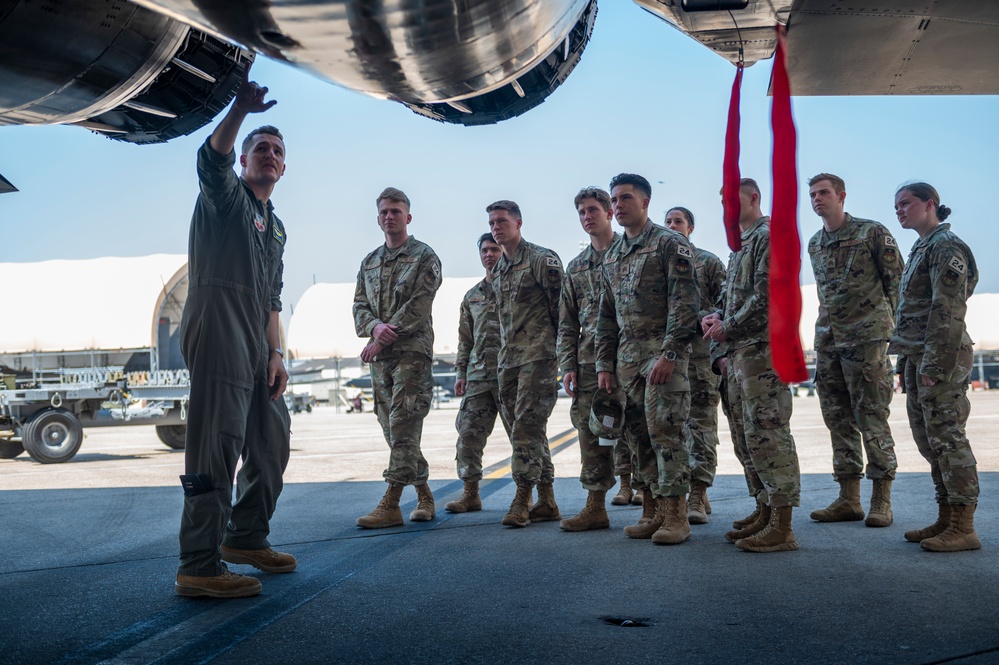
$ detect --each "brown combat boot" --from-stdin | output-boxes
[623,495,665,539]
[810,478,865,522]
[704,490,712,515]
[356,483,404,529]
[725,503,772,543]
[920,504,982,552]
[445,481,482,513]
[528,482,562,522]
[410,483,436,522]
[652,495,691,545]
[865,479,893,528]
[631,489,644,506]
[502,482,533,528]
[735,506,799,552]
[687,481,709,525]
[560,490,610,532]
[221,546,297,573]
[905,503,952,543]
[175,565,262,598]
[732,499,764,528]
[611,474,634,506]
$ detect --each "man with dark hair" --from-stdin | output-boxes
[663,206,726,525]
[806,173,902,528]
[488,199,563,527]
[353,187,443,529]
[596,174,700,546]
[703,178,802,552]
[558,187,620,532]
[445,233,510,513]
[175,69,294,599]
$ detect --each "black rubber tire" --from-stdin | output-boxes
[0,438,25,459]
[22,408,84,464]
[156,424,187,450]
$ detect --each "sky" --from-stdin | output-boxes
[2,1,998,334]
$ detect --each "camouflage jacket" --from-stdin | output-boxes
[691,244,726,362]
[808,214,903,350]
[595,220,699,383]
[888,223,978,380]
[716,216,772,353]
[492,238,563,369]
[353,235,442,360]
[454,278,499,383]
[557,235,618,374]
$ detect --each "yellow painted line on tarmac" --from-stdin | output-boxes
[482,429,578,480]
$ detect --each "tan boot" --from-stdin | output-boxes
[560,490,610,532]
[221,546,297,573]
[736,506,799,552]
[611,474,634,506]
[904,503,952,543]
[687,481,709,525]
[809,478,865,522]
[528,482,561,522]
[623,495,665,539]
[631,489,644,506]
[445,481,482,513]
[725,503,771,543]
[410,483,436,522]
[732,500,764,529]
[704,490,712,515]
[502,482,533,527]
[920,504,982,552]
[356,483,404,529]
[652,495,691,545]
[865,479,893,528]
[175,565,262,598]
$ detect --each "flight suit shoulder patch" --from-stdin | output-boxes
[272,224,286,245]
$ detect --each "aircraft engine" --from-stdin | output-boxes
[0,0,251,144]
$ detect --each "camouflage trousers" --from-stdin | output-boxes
[371,353,433,486]
[727,342,801,508]
[498,358,557,486]
[614,440,633,477]
[569,364,615,491]
[617,359,691,499]
[902,348,979,505]
[815,342,897,481]
[454,379,511,482]
[687,355,722,486]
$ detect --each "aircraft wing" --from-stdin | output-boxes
[635,0,999,95]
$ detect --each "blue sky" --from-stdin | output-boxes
[3,1,997,324]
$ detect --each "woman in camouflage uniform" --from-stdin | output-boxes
[889,182,981,552]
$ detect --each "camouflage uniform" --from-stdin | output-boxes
[557,236,619,491]
[492,238,563,486]
[889,223,979,505]
[808,214,902,482]
[687,245,726,486]
[453,278,511,482]
[714,217,800,508]
[595,221,699,499]
[353,236,442,486]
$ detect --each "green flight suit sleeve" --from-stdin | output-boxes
[920,244,971,380]
[196,139,241,216]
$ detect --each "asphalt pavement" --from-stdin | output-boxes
[2,391,998,664]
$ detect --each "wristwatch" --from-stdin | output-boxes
[663,350,679,362]
[271,347,284,358]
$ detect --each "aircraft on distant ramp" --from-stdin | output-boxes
[1,0,996,187]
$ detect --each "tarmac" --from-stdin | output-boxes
[1,390,998,665]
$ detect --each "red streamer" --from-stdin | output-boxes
[768,25,808,383]
[722,64,744,253]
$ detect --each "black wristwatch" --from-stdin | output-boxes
[663,350,679,362]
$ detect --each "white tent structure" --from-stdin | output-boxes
[289,279,999,360]
[0,255,188,363]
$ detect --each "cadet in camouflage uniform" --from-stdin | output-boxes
[558,187,620,532]
[704,178,801,553]
[595,174,700,546]
[806,173,903,529]
[488,200,563,528]
[663,206,726,525]
[353,187,442,529]
[890,182,981,552]
[445,233,510,514]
